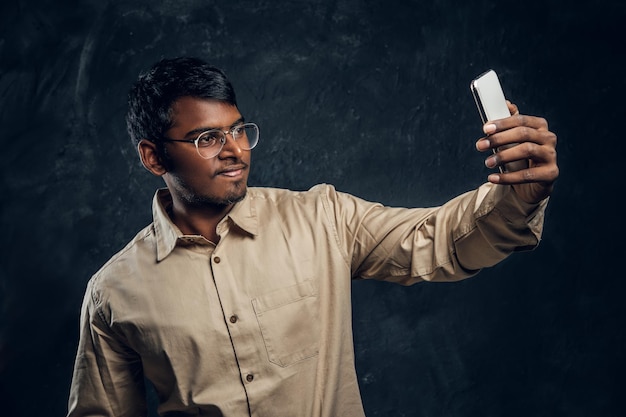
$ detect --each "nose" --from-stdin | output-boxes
[218,132,243,158]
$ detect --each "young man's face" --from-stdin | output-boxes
[161,96,251,207]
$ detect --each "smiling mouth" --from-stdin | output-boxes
[217,165,247,178]
[221,169,242,177]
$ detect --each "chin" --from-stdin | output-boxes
[199,183,247,207]
[220,188,247,206]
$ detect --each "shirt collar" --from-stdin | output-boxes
[152,188,258,261]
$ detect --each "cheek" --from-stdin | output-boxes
[176,155,218,175]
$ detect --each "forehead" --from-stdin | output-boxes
[168,97,242,132]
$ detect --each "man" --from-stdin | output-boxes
[67,57,558,416]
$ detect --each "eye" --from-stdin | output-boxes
[197,131,221,147]
[232,125,246,138]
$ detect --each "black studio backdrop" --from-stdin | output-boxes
[1,0,624,416]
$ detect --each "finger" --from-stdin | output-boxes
[486,139,557,166]
[483,114,549,135]
[483,142,540,169]
[484,140,558,182]
[506,100,519,116]
[481,125,557,150]
[487,164,559,185]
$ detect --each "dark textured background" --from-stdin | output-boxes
[1,0,624,416]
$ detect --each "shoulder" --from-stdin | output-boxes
[245,184,382,227]
[246,184,346,206]
[88,223,156,296]
[246,184,356,217]
[247,183,334,198]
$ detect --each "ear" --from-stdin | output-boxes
[137,139,167,176]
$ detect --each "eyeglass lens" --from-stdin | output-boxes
[196,124,259,159]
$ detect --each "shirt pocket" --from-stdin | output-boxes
[252,280,320,367]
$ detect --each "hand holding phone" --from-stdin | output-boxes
[470,70,528,173]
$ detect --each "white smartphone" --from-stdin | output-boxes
[470,70,527,172]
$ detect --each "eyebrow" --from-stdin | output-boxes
[183,117,245,138]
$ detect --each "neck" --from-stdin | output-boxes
[169,200,235,244]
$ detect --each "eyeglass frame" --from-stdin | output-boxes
[159,122,259,159]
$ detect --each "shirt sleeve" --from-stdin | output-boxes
[67,279,147,417]
[320,182,548,284]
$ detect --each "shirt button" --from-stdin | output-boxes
[246,374,254,382]
[229,315,238,323]
[214,256,221,264]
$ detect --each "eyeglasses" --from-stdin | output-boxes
[161,122,259,159]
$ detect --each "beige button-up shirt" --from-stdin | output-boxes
[68,183,547,417]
